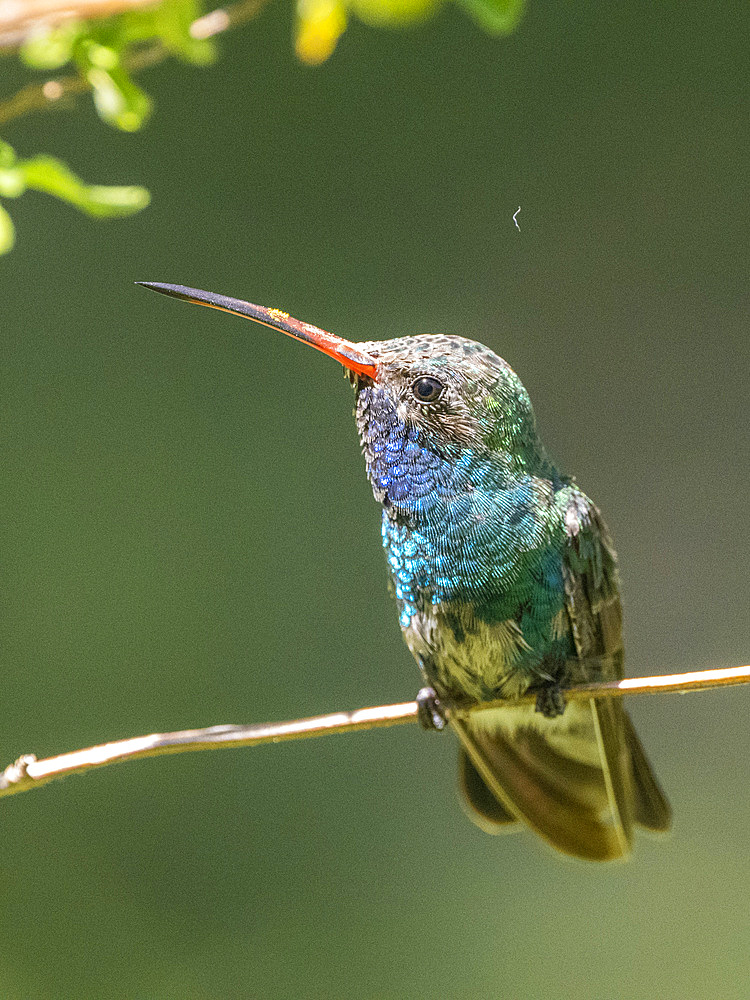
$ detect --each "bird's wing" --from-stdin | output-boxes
[456,490,668,859]
[560,491,635,854]
[563,492,670,835]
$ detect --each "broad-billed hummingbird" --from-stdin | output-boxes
[138,281,671,861]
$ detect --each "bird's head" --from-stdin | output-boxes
[351,332,538,463]
[137,283,545,510]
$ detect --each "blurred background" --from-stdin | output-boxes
[1,1,748,997]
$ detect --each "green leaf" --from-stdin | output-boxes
[75,183,151,217]
[0,166,25,198]
[19,155,150,217]
[20,22,81,69]
[119,0,216,64]
[349,0,440,27]
[296,0,348,65]
[90,66,153,131]
[0,140,23,197]
[154,0,216,65]
[0,141,17,168]
[0,203,15,254]
[76,40,153,131]
[453,0,526,34]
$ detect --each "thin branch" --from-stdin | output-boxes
[1,663,748,801]
[0,0,270,127]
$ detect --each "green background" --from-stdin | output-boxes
[2,2,749,997]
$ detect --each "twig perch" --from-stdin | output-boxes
[1,663,748,801]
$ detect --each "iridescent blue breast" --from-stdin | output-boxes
[353,352,579,700]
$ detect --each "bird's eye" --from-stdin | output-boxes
[411,376,444,403]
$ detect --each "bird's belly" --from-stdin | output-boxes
[404,609,538,703]
[405,607,607,771]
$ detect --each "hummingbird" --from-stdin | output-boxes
[138,281,671,861]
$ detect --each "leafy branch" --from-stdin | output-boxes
[0,0,264,129]
[0,0,265,252]
[2,662,748,800]
[0,0,525,254]
[0,139,149,250]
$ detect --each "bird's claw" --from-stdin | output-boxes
[535,683,566,718]
[416,687,447,731]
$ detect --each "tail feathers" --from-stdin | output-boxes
[623,713,672,832]
[458,745,518,831]
[452,699,638,861]
[454,704,670,860]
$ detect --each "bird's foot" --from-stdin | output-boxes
[535,683,566,719]
[416,687,447,731]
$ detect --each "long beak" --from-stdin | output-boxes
[136,282,379,380]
